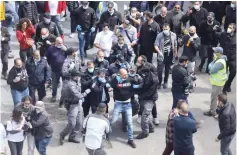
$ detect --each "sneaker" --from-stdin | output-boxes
[51,96,56,102]
[69,33,75,38]
[163,83,168,89]
[203,110,216,117]
[68,138,80,143]
[153,118,160,126]
[136,132,149,139]
[149,128,155,133]
[59,134,65,145]
[1,73,7,80]
[127,140,136,148]
[137,115,141,124]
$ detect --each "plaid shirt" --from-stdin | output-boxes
[165,110,178,144]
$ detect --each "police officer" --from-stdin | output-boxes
[171,56,190,109]
[60,48,81,107]
[59,70,91,145]
[136,66,159,139]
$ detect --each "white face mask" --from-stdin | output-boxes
[163,30,170,35]
[108,9,114,15]
[83,5,89,9]
[193,5,200,10]
[227,28,232,33]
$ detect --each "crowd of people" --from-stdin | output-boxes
[0,1,236,155]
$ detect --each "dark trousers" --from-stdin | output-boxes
[223,60,236,91]
[157,53,173,84]
[70,14,77,33]
[35,137,51,155]
[199,45,213,72]
[172,92,188,109]
[162,142,174,155]
[1,48,8,75]
[19,48,33,64]
[8,141,23,155]
[29,84,46,105]
[138,101,157,118]
[51,71,62,97]
[174,149,194,155]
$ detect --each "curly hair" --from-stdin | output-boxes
[16,18,30,31]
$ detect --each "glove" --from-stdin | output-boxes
[82,98,85,103]
[76,25,82,32]
[90,27,95,33]
[69,63,75,70]
[184,88,189,97]
[106,83,111,88]
[46,40,51,45]
[13,76,21,83]
[132,84,140,88]
[85,89,91,94]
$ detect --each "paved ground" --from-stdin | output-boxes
[0,2,236,155]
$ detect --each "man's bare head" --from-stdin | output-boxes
[41,28,49,35]
[161,7,167,17]
[189,26,196,34]
[119,68,128,80]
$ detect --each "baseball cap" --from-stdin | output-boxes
[207,12,215,18]
[212,47,223,54]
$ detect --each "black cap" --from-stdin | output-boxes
[66,47,77,55]
[44,13,51,19]
[207,12,215,18]
[179,56,189,63]
[71,70,82,77]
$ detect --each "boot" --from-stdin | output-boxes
[127,140,136,148]
[68,138,80,143]
[136,132,149,139]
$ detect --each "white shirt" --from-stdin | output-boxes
[6,117,25,142]
[0,123,6,153]
[94,31,114,57]
[48,1,58,16]
[83,116,110,150]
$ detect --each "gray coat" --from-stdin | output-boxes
[62,56,81,79]
[154,32,177,55]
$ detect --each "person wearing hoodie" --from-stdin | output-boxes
[198,12,221,73]
[204,47,228,117]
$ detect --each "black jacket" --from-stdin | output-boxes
[35,21,59,42]
[107,62,130,77]
[93,59,109,70]
[224,6,236,31]
[1,26,11,54]
[182,34,200,62]
[36,34,56,56]
[154,14,173,31]
[110,44,133,64]
[35,1,46,14]
[81,70,98,91]
[18,2,39,25]
[31,111,53,140]
[137,62,158,76]
[202,2,224,24]
[171,64,190,93]
[216,32,236,61]
[7,66,29,91]
[111,75,135,101]
[75,7,96,32]
[99,10,122,31]
[217,103,236,140]
[25,58,50,86]
[138,72,158,101]
[182,7,208,32]
[90,77,110,106]
[199,20,220,46]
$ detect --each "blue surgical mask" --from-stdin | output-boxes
[98,77,106,83]
[129,73,135,77]
[88,68,94,73]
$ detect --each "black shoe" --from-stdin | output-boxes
[136,132,149,139]
[68,138,80,143]
[127,140,136,148]
[163,83,168,89]
[149,128,155,133]
[226,87,231,92]
[59,134,65,145]
[157,84,161,89]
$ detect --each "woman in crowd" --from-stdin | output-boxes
[16,18,35,64]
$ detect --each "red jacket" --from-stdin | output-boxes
[16,24,35,50]
[45,1,66,14]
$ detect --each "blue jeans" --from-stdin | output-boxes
[35,137,51,155]
[110,102,133,140]
[11,88,29,106]
[78,32,90,58]
[172,92,188,109]
[51,15,64,35]
[51,72,61,97]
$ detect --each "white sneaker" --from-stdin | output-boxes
[137,115,141,124]
[69,33,75,38]
[153,118,160,125]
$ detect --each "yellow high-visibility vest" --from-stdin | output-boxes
[209,59,228,86]
[0,1,5,21]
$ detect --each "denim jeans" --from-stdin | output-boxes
[35,137,51,155]
[220,134,235,155]
[8,141,24,155]
[51,15,64,35]
[51,72,62,97]
[19,48,33,64]
[29,84,46,105]
[78,32,90,58]
[25,132,35,155]
[110,102,133,140]
[11,88,29,106]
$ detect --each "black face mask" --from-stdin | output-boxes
[189,33,195,36]
[16,67,22,72]
[207,19,213,23]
